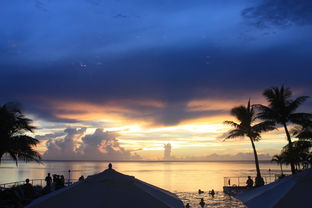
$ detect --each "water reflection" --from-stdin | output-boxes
[0,161,290,192]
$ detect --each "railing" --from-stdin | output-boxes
[223,174,280,187]
[0,179,79,190]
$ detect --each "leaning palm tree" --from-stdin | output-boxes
[256,86,311,174]
[271,154,284,175]
[224,100,275,186]
[0,102,41,165]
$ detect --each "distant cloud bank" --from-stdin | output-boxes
[38,127,141,160]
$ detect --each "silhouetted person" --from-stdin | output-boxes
[199,198,205,208]
[79,175,85,181]
[52,174,57,183]
[22,179,35,199]
[185,203,191,208]
[246,176,254,187]
[228,179,231,186]
[54,175,62,190]
[255,176,264,187]
[108,163,112,169]
[60,175,65,187]
[198,189,204,194]
[45,173,52,188]
[209,189,215,197]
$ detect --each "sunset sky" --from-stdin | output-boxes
[1,0,312,160]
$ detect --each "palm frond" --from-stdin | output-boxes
[8,151,18,166]
[271,154,283,163]
[255,105,277,122]
[223,120,240,128]
[12,135,40,146]
[252,121,276,133]
[0,102,41,165]
[289,113,312,125]
[17,149,42,163]
[230,106,249,123]
[225,129,245,139]
[287,96,309,114]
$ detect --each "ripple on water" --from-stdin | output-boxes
[176,192,246,208]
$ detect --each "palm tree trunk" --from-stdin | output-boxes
[280,164,283,175]
[249,137,261,177]
[283,123,296,174]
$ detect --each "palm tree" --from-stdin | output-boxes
[256,86,311,174]
[271,154,284,175]
[0,102,41,165]
[282,140,312,170]
[224,100,275,187]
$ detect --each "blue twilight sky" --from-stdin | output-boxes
[1,0,312,160]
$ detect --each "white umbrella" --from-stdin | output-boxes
[26,164,185,208]
[236,168,312,208]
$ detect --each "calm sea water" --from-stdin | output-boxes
[0,160,290,208]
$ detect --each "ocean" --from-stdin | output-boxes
[0,160,289,207]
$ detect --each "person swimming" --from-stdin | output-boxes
[198,189,204,194]
[199,198,205,208]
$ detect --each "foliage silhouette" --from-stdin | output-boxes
[0,102,41,165]
[271,154,284,175]
[256,86,312,174]
[224,100,275,186]
[291,119,312,140]
[282,140,312,169]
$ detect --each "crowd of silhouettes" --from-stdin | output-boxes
[44,173,65,192]
[0,178,40,207]
[0,173,85,207]
[193,188,216,207]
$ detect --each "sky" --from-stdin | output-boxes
[1,0,312,160]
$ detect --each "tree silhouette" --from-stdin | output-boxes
[0,102,41,165]
[282,140,312,170]
[256,86,311,174]
[224,100,275,187]
[271,155,284,175]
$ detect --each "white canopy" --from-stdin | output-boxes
[236,168,312,208]
[26,164,185,208]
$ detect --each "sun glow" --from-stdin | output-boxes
[31,97,293,160]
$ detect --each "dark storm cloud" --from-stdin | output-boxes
[1,0,312,126]
[2,42,312,125]
[242,0,312,27]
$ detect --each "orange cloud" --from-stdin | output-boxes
[186,96,267,112]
